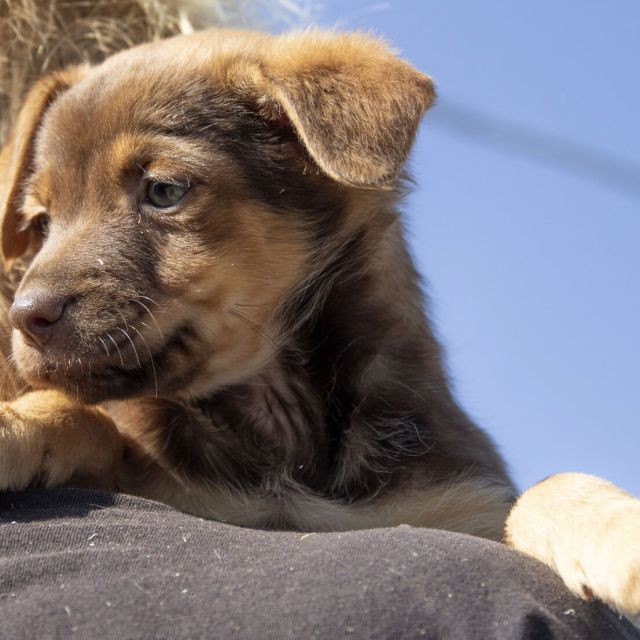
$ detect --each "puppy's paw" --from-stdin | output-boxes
[0,401,43,490]
[506,473,640,620]
[0,391,122,491]
[552,506,640,619]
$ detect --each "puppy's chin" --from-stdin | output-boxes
[38,370,152,404]
[14,344,149,404]
[11,332,162,403]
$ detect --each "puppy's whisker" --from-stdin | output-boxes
[97,336,110,357]
[137,295,161,308]
[228,307,278,351]
[117,309,130,330]
[129,298,164,338]
[106,332,124,367]
[130,324,158,398]
[117,327,141,368]
[234,302,270,308]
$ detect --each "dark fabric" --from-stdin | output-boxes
[0,490,637,640]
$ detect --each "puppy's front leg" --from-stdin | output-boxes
[506,472,640,622]
[0,390,123,491]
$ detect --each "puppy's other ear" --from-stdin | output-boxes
[251,31,435,188]
[0,66,86,268]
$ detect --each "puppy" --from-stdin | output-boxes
[0,16,638,621]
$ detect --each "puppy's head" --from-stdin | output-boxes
[0,29,434,402]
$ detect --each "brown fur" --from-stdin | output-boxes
[0,6,638,622]
[0,26,513,533]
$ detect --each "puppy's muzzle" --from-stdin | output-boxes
[10,291,71,349]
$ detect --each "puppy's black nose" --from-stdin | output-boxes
[10,292,70,348]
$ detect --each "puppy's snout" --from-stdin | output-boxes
[10,291,71,348]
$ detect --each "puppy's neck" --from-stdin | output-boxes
[196,211,478,497]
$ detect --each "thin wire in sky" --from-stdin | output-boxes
[431,100,640,200]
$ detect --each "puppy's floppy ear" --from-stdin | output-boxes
[0,66,86,268]
[249,31,435,188]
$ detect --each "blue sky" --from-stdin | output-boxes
[298,1,640,495]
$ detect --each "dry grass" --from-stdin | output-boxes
[0,0,312,141]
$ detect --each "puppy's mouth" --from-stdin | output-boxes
[19,323,202,402]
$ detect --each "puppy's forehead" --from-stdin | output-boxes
[39,59,215,166]
[38,32,252,163]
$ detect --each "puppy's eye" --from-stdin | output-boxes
[32,213,51,238]
[146,181,189,209]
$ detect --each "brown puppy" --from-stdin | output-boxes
[0,25,638,620]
